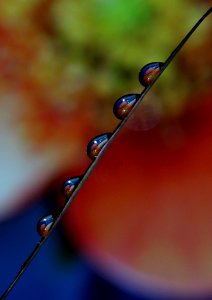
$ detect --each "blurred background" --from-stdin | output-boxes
[0,1,211,299]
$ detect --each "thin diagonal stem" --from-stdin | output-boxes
[0,6,211,300]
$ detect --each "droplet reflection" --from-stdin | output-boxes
[139,62,164,87]
[37,214,54,237]
[113,94,140,120]
[87,133,111,160]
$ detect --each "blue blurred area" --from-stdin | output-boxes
[0,198,151,300]
[0,199,90,300]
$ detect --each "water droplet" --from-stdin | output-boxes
[87,133,111,160]
[63,177,80,199]
[139,62,164,87]
[113,94,140,120]
[37,214,54,237]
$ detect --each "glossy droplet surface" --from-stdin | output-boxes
[139,62,164,87]
[113,94,140,120]
[37,214,54,237]
[87,133,111,160]
[63,177,80,199]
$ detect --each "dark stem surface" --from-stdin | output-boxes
[0,6,211,300]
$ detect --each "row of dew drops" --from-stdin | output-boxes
[37,62,164,237]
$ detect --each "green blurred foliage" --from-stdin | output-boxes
[0,0,210,122]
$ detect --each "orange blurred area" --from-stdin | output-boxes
[64,90,212,297]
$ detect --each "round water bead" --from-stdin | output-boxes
[113,94,140,120]
[37,214,54,237]
[63,177,81,199]
[139,62,164,87]
[87,133,111,160]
